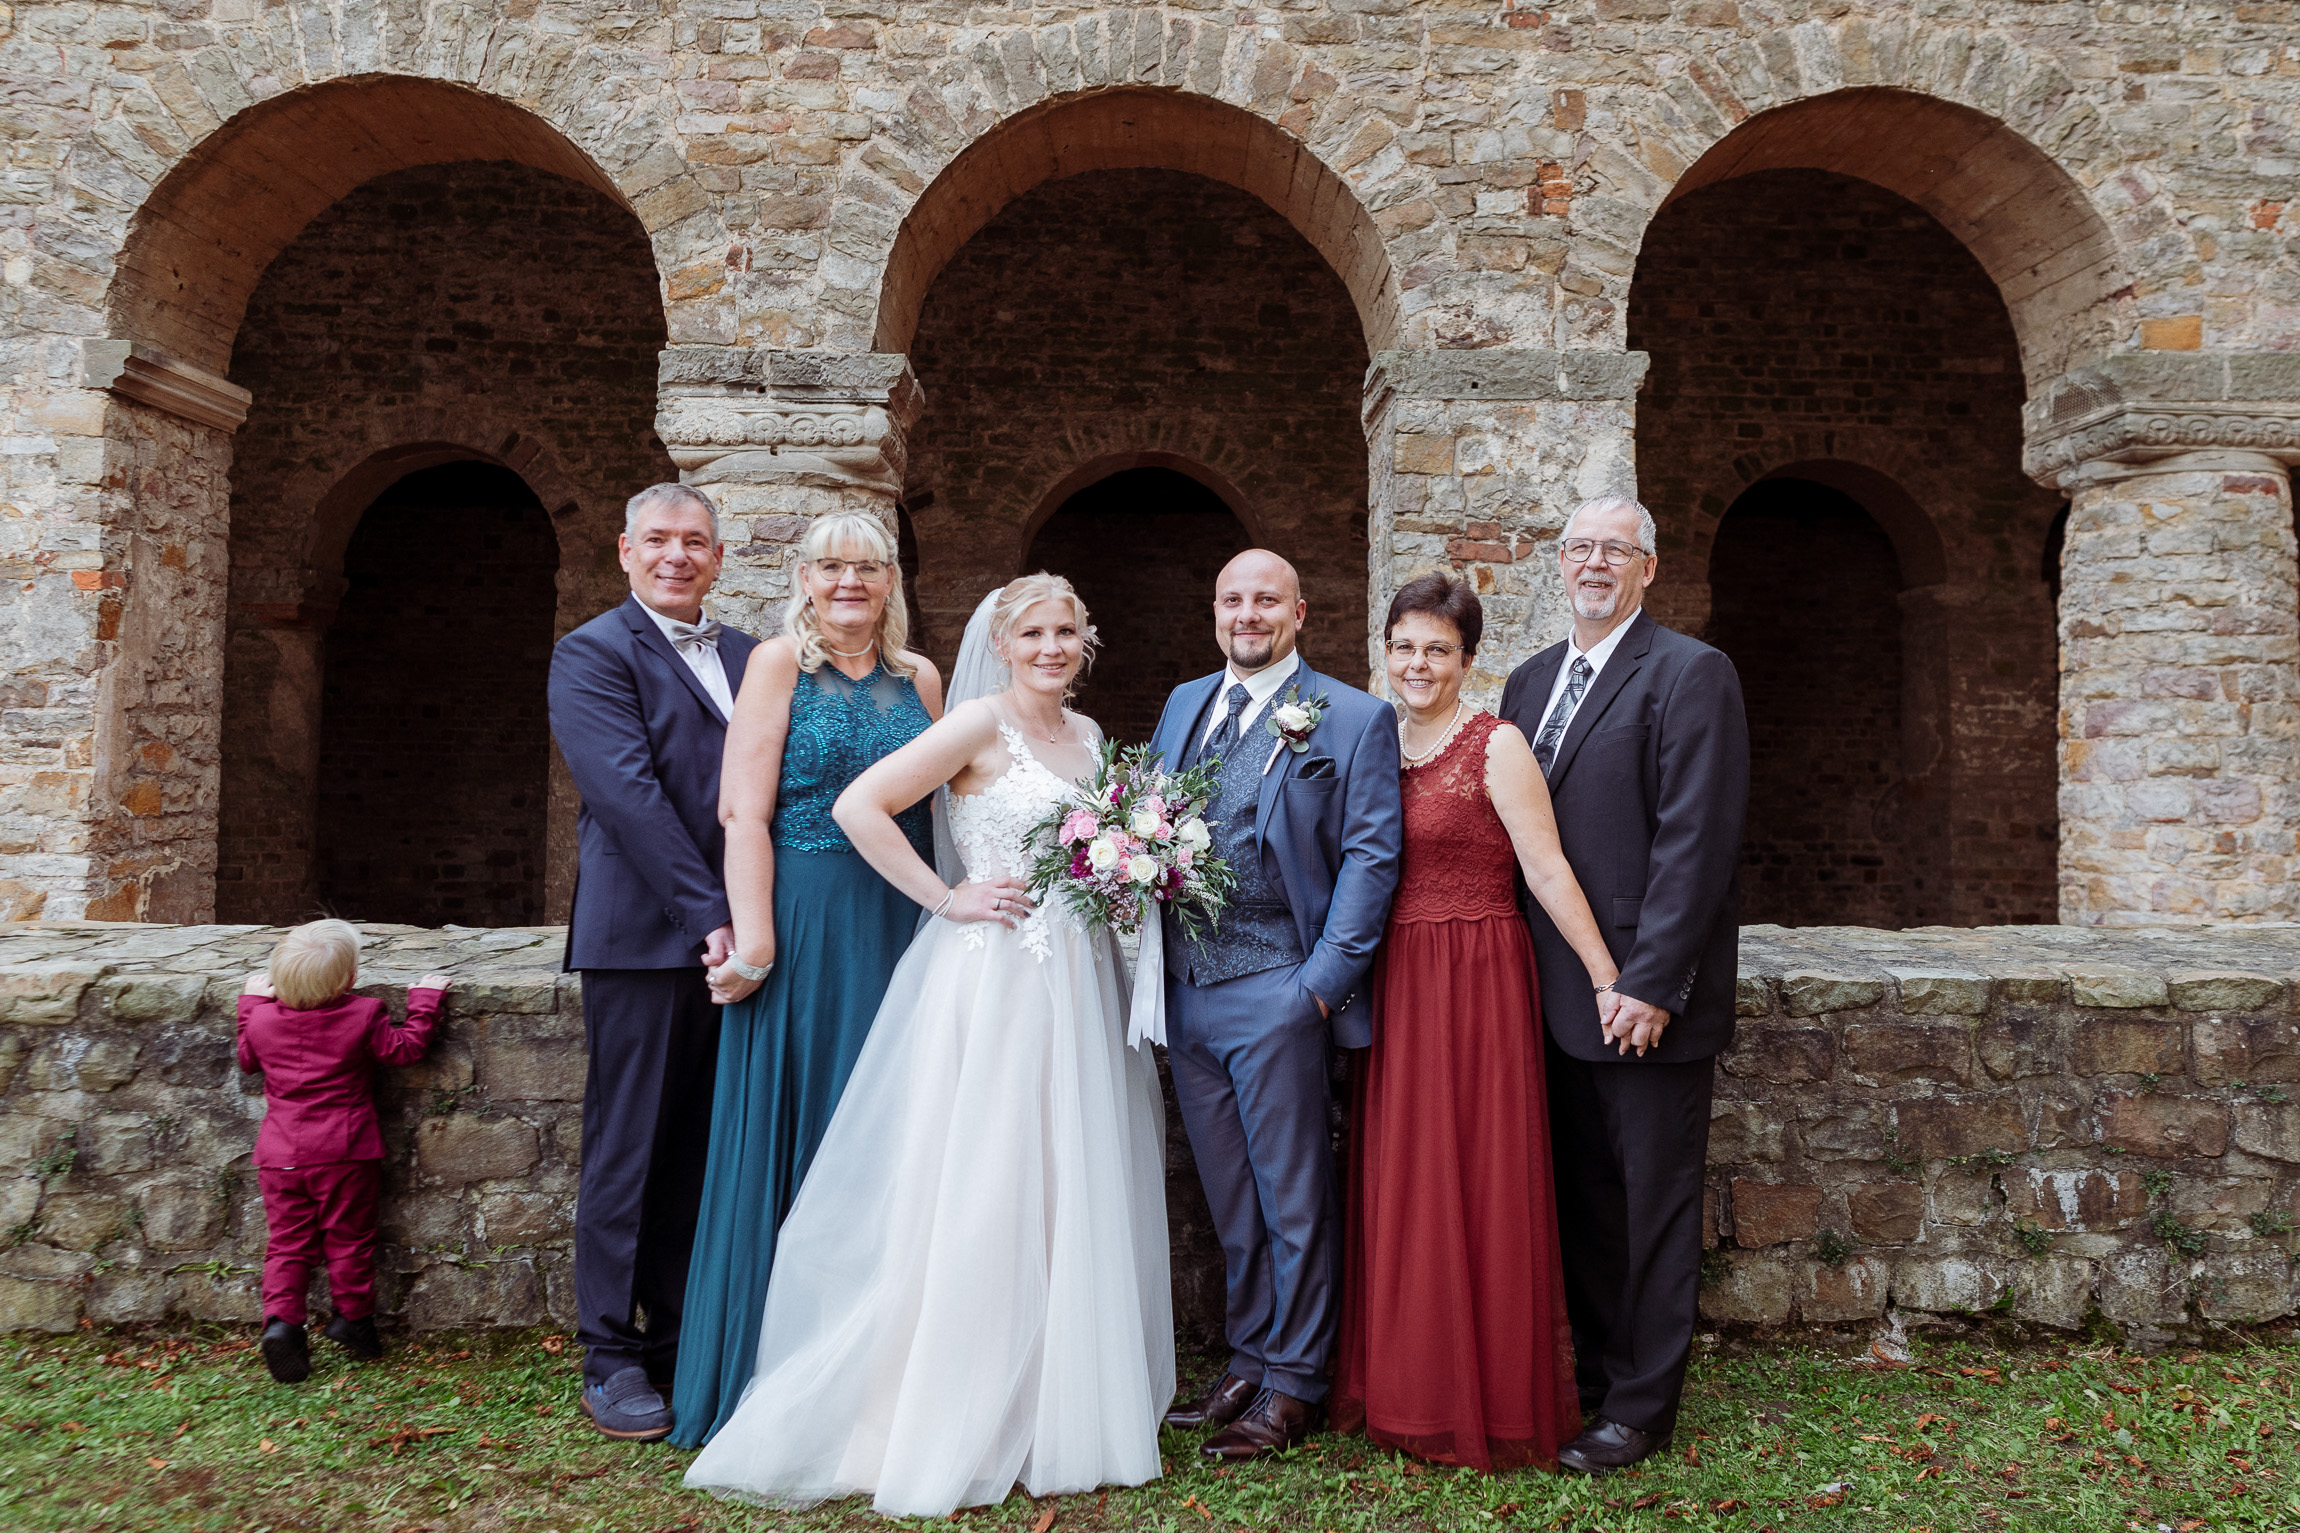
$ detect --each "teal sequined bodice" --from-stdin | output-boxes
[771,661,934,857]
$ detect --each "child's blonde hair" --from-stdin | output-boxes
[268,919,362,1010]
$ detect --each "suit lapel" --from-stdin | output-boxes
[1545,611,1653,789]
[1161,673,1225,771]
[621,596,730,726]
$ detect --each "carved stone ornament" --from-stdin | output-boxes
[2023,354,2300,487]
[654,349,923,494]
[80,338,252,433]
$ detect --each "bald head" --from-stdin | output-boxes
[1214,548,1306,674]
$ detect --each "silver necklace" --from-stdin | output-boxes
[1399,698,1466,765]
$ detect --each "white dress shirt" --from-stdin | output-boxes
[641,601,735,720]
[1536,615,1635,743]
[1200,648,1301,751]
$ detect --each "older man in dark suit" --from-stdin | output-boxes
[548,483,759,1441]
[1497,493,1749,1474]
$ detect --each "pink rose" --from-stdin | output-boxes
[1059,808,1099,845]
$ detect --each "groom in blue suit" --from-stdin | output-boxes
[1150,550,1402,1461]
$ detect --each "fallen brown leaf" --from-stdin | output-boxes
[1031,1506,1057,1533]
[146,1457,167,1471]
[1631,1493,1663,1510]
[1714,1500,1747,1513]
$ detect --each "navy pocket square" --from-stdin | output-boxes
[1296,755,1338,780]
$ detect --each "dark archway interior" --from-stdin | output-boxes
[1709,478,1910,929]
[313,462,557,927]
[1026,467,1250,746]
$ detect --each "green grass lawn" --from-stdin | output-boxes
[1,1321,2294,1531]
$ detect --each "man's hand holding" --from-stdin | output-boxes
[1609,993,1672,1057]
[701,923,737,969]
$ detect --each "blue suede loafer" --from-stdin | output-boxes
[580,1365,673,1441]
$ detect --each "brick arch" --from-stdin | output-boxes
[1022,450,1264,551]
[869,85,1401,357]
[302,435,587,592]
[102,73,709,375]
[1616,77,2132,386]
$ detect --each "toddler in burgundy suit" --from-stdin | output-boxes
[237,918,449,1383]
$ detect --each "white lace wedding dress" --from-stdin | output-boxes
[684,718,1175,1517]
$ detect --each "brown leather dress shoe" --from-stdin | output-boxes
[1199,1388,1319,1461]
[1163,1371,1259,1432]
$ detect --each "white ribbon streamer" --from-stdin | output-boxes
[1126,914,1167,1051]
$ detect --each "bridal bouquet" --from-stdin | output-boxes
[1024,741,1236,941]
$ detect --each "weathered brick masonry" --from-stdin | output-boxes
[5,920,2298,1345]
[5,1,2296,931]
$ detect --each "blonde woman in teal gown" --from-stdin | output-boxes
[668,513,994,1447]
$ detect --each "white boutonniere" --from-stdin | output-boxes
[1263,684,1329,774]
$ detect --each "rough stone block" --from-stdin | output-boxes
[1780,970,1889,1017]
[2193,1019,2251,1087]
[2010,1256,2095,1330]
[2099,1093,2229,1157]
[393,1041,475,1092]
[2098,1248,2187,1327]
[1798,1255,1889,1322]
[1707,1101,1786,1164]
[478,1193,564,1248]
[0,1275,79,1332]
[0,1033,24,1095]
[1889,1255,2006,1314]
[552,1114,582,1168]
[2166,971,2284,1013]
[1734,975,1773,1018]
[1890,970,1991,1015]
[477,1038,585,1101]
[2231,1103,2300,1163]
[1700,1252,1792,1326]
[2198,1251,2296,1322]
[2066,967,2170,1010]
[1994,971,2065,1006]
[1719,1027,1834,1083]
[1849,1180,1923,1241]
[2246,1018,2300,1083]
[25,1032,144,1091]
[85,1270,170,1326]
[1926,1172,1996,1227]
[80,1113,157,1175]
[1894,1093,2027,1159]
[0,963,104,1025]
[2070,1019,2183,1078]
[100,973,209,1025]
[37,1193,127,1252]
[174,1269,262,1324]
[1975,1013,2056,1081]
[1844,1023,1974,1086]
[2007,1167,2146,1231]
[402,1257,545,1329]
[1799,1105,1886,1161]
[1731,1180,1823,1247]
[379,1192,474,1249]
[138,1173,225,1252]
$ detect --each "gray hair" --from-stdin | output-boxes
[1561,493,1657,555]
[624,482,720,543]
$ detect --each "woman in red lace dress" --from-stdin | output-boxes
[1333,574,1624,1471]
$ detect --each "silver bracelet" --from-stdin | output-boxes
[931,889,955,920]
[1595,981,1617,994]
[724,954,771,983]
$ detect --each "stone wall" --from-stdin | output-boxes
[4,919,2298,1347]
[903,168,1370,673]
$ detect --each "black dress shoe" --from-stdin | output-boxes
[322,1313,382,1359]
[260,1317,311,1384]
[1557,1416,1668,1474]
[1201,1388,1320,1462]
[1163,1371,1258,1432]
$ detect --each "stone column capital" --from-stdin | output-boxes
[654,348,923,495]
[2023,352,2300,488]
[1362,348,1649,427]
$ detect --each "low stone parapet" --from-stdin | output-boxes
[1,921,2296,1342]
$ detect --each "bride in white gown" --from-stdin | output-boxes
[685,574,1174,1517]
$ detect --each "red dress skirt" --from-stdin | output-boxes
[1333,710,1580,1470]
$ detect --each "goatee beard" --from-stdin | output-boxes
[1227,634,1277,669]
[1572,588,1619,621]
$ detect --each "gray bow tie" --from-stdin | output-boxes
[664,616,721,652]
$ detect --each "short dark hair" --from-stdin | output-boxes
[1384,572,1483,656]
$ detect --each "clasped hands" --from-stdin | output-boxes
[704,876,1039,1006]
[1597,987,1671,1057]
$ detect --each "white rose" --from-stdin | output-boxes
[1126,854,1159,884]
[1178,818,1211,850]
[1128,806,1162,838]
[1273,703,1312,733]
[1088,837,1120,872]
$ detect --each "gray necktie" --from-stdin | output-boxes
[664,616,721,655]
[1203,683,1253,764]
[1534,657,1591,771]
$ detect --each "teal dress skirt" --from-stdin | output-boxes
[669,660,934,1448]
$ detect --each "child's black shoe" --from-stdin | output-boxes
[322,1313,382,1359]
[260,1317,310,1383]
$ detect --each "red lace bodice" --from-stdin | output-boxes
[1389,710,1520,924]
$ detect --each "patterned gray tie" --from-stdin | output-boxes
[1533,656,1592,772]
[1202,683,1253,765]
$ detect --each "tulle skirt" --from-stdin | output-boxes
[683,908,1175,1517]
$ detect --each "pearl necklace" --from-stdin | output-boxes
[1399,698,1466,765]
[822,637,877,658]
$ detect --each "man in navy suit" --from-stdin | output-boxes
[1496,493,1748,1474]
[1149,550,1402,1461]
[547,483,759,1441]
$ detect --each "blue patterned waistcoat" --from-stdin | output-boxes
[1175,701,1304,986]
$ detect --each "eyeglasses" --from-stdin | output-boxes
[1561,538,1648,567]
[1385,640,1461,662]
[813,558,890,582]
